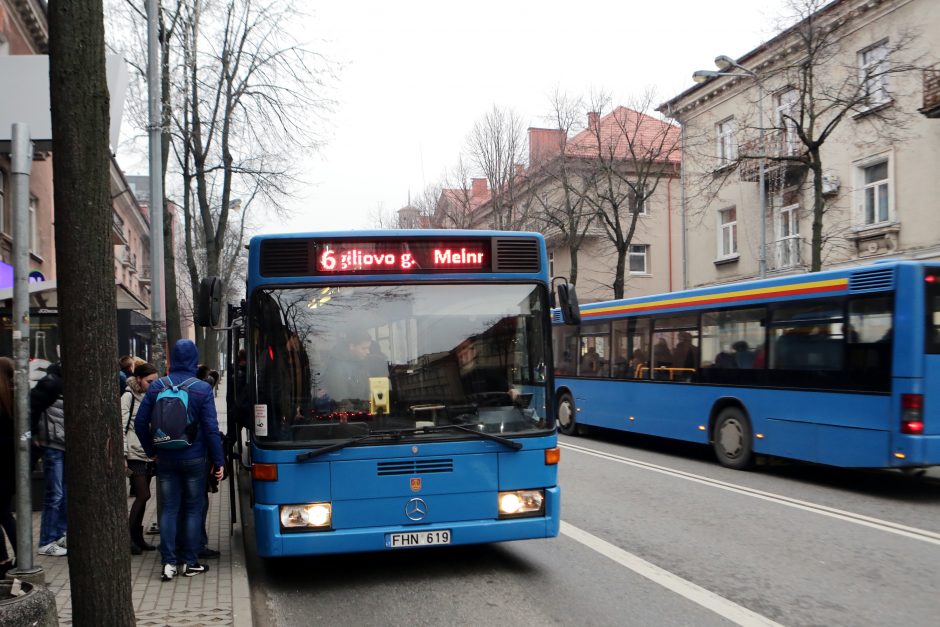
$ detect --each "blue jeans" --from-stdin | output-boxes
[39,447,67,547]
[156,456,208,566]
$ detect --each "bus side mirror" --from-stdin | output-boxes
[197,276,223,327]
[557,282,581,325]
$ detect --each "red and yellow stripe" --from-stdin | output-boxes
[582,277,849,318]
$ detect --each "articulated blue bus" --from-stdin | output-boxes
[211,231,575,557]
[553,261,940,470]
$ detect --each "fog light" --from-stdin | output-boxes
[498,489,545,518]
[279,503,332,531]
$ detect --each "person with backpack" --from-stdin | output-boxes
[134,340,224,581]
[122,362,159,554]
[30,362,67,557]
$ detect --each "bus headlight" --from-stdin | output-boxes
[498,490,545,518]
[279,503,332,531]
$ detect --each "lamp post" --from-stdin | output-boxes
[693,55,767,279]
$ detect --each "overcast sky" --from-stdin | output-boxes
[253,0,794,234]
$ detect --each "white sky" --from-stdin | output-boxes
[252,1,793,234]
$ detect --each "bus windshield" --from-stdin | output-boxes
[251,283,551,444]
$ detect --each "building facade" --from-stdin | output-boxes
[661,0,940,289]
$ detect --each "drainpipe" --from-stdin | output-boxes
[667,176,674,292]
[680,123,688,290]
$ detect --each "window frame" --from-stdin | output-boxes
[775,87,800,156]
[858,39,891,109]
[628,244,649,275]
[29,196,40,254]
[717,207,738,260]
[0,170,5,236]
[855,154,893,227]
[775,203,801,268]
[715,117,737,167]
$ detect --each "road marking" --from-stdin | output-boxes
[561,521,784,627]
[560,441,940,547]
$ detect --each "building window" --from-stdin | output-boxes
[628,183,648,215]
[29,197,39,254]
[775,204,800,268]
[776,88,800,156]
[716,118,737,166]
[718,208,737,258]
[548,250,554,278]
[629,244,649,274]
[860,160,890,225]
[859,40,890,108]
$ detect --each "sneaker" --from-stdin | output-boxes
[38,542,67,557]
[55,535,67,549]
[183,562,209,577]
[161,564,178,581]
[198,548,221,559]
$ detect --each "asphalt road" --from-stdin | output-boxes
[243,429,940,626]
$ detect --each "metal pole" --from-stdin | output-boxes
[757,82,767,280]
[11,122,41,578]
[148,0,166,374]
[679,123,688,290]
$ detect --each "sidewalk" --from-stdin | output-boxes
[26,387,252,626]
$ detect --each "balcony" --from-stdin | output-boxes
[111,210,127,245]
[920,66,940,118]
[737,129,806,183]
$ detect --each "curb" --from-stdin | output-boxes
[230,470,253,627]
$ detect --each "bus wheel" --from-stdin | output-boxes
[712,407,753,469]
[557,393,578,436]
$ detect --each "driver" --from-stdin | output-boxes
[321,330,387,411]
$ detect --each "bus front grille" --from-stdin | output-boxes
[377,459,454,476]
[260,239,314,276]
[849,268,894,292]
[493,238,541,273]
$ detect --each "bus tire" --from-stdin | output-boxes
[712,406,754,470]
[557,392,578,436]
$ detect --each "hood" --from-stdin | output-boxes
[169,339,200,374]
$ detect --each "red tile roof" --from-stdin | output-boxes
[564,107,681,164]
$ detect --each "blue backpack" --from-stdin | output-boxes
[150,377,199,450]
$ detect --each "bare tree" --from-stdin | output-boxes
[49,0,136,623]
[172,0,330,366]
[431,158,480,229]
[579,92,681,299]
[527,90,597,285]
[465,105,531,230]
[734,0,923,271]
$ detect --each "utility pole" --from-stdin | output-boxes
[10,123,42,583]
[148,0,166,372]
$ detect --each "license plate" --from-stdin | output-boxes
[386,529,451,548]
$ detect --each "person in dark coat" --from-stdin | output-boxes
[135,340,224,581]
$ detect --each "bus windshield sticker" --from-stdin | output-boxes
[254,404,268,437]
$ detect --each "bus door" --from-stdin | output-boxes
[922,268,940,436]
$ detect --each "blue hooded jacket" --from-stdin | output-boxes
[134,340,225,468]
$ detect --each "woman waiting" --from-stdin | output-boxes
[123,362,159,554]
[0,357,17,576]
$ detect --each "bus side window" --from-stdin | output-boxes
[846,296,892,377]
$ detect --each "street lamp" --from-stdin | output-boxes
[693,55,768,279]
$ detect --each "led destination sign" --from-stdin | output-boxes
[315,239,491,274]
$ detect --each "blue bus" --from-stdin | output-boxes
[552,261,940,470]
[204,231,577,557]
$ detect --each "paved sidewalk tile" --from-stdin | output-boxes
[9,381,252,627]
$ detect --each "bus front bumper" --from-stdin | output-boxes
[253,486,560,557]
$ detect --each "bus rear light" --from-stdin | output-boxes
[545,448,560,465]
[252,463,278,481]
[901,394,924,435]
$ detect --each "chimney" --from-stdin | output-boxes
[527,128,565,167]
[587,111,600,132]
[471,178,488,198]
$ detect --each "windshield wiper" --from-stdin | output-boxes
[296,430,405,462]
[414,424,523,450]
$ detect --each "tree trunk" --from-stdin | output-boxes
[568,244,580,285]
[613,247,627,299]
[48,0,136,624]
[161,13,182,346]
[809,153,825,272]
